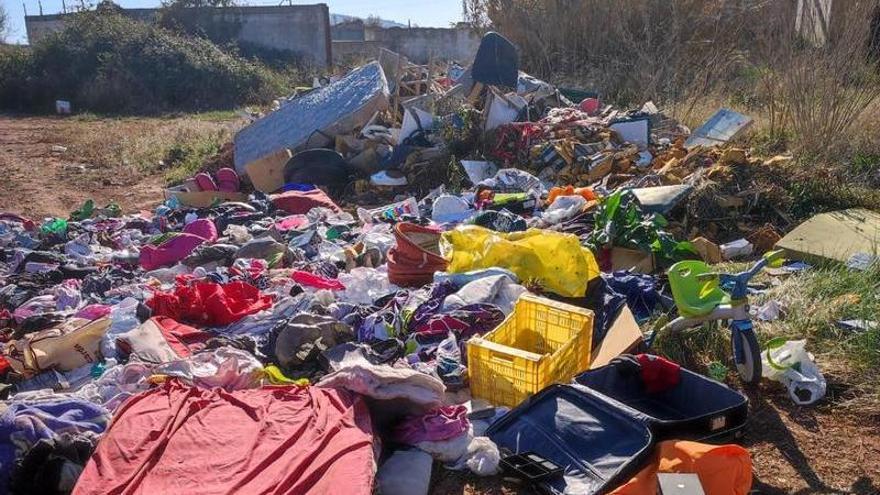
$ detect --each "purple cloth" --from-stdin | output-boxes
[54,279,82,311]
[139,219,217,271]
[408,282,456,333]
[0,398,110,491]
[410,303,505,340]
[356,290,412,342]
[391,405,470,445]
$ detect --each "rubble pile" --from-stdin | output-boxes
[1,31,870,495]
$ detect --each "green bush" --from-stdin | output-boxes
[0,11,289,113]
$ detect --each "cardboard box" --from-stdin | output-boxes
[776,208,880,265]
[611,247,655,273]
[244,148,292,194]
[164,187,248,208]
[590,305,644,369]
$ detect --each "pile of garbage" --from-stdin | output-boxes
[1,32,865,495]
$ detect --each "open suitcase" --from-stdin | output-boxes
[573,355,749,442]
[487,384,654,495]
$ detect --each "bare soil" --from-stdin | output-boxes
[0,115,166,218]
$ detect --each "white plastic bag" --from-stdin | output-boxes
[761,339,826,405]
[542,195,587,224]
[465,437,501,476]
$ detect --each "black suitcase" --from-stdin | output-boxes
[487,384,654,495]
[573,356,749,442]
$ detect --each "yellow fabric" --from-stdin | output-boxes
[263,365,310,386]
[440,226,599,297]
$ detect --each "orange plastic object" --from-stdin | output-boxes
[611,440,752,495]
[547,185,597,204]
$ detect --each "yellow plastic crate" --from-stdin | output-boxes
[467,294,594,407]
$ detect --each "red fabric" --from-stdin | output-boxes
[292,271,346,291]
[139,219,218,271]
[636,354,681,393]
[386,222,447,287]
[153,316,212,357]
[0,213,36,231]
[276,215,310,232]
[147,281,273,326]
[73,380,375,495]
[271,189,341,215]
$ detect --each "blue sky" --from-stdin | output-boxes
[2,0,464,43]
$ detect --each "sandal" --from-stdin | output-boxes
[215,168,241,193]
[194,172,219,192]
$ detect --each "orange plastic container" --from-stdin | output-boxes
[467,294,593,407]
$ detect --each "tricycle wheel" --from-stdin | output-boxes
[733,329,762,385]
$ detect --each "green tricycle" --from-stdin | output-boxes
[646,250,786,384]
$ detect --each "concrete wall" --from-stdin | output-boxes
[331,20,365,42]
[25,4,332,67]
[332,40,383,63]
[23,17,66,43]
[366,27,480,64]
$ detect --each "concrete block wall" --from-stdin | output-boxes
[367,26,480,64]
[332,40,383,63]
[218,5,331,67]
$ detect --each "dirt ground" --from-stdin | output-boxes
[0,114,222,219]
[2,115,879,494]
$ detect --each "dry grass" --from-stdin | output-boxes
[652,261,880,415]
[46,112,243,183]
[470,0,880,161]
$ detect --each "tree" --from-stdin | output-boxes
[0,3,9,42]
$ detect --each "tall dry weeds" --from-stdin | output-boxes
[749,0,880,157]
[466,0,760,108]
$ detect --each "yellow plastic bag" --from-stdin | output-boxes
[440,226,599,297]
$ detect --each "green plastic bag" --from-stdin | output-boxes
[40,218,68,235]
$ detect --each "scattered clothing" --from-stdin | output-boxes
[392,405,470,445]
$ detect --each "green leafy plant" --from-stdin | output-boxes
[586,190,697,266]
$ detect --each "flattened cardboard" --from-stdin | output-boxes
[685,108,752,149]
[776,208,880,265]
[611,247,655,274]
[630,184,692,215]
[164,188,248,208]
[245,148,292,194]
[590,305,644,369]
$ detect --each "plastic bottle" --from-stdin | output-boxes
[40,218,68,235]
[100,298,140,360]
[91,361,106,379]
